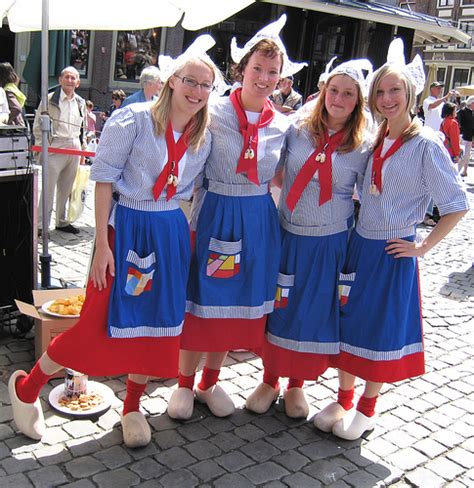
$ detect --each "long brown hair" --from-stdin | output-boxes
[151,57,217,151]
[368,65,422,148]
[302,73,366,153]
[231,39,284,82]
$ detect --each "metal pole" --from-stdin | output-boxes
[40,0,52,288]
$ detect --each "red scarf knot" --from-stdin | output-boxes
[229,87,275,186]
[152,121,190,201]
[285,128,345,211]
[370,132,404,196]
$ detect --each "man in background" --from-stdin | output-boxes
[121,66,162,108]
[423,81,453,131]
[457,96,473,177]
[270,75,303,114]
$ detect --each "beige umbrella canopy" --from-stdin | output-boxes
[419,63,438,104]
[457,85,474,96]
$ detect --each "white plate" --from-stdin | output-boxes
[41,299,81,319]
[48,381,113,416]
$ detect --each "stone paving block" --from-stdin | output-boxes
[141,397,167,416]
[402,421,431,440]
[272,449,309,472]
[229,361,259,376]
[405,467,446,488]
[385,447,428,471]
[227,408,257,427]
[413,438,448,458]
[214,473,254,488]
[93,445,132,469]
[94,429,123,449]
[364,437,398,457]
[63,420,100,439]
[27,465,68,487]
[41,427,71,445]
[266,431,301,451]
[44,413,70,428]
[64,455,106,479]
[383,429,417,449]
[0,473,34,487]
[129,458,167,480]
[365,461,404,485]
[0,406,13,423]
[289,424,325,445]
[423,457,465,481]
[96,409,121,431]
[215,450,254,472]
[342,469,381,487]
[242,439,281,463]
[66,437,101,457]
[0,424,14,441]
[154,446,196,470]
[177,421,211,442]
[283,472,322,487]
[391,405,420,422]
[188,459,226,483]
[157,468,199,487]
[252,415,287,435]
[200,416,234,434]
[152,428,186,450]
[303,458,349,484]
[446,447,474,469]
[233,423,266,442]
[60,480,96,488]
[299,439,344,461]
[241,461,289,484]
[450,420,474,438]
[184,439,222,460]
[435,386,465,402]
[92,467,140,488]
[147,414,180,432]
[209,431,245,452]
[34,444,72,466]
[1,453,40,474]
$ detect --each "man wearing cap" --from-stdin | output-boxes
[422,81,453,131]
[271,75,303,114]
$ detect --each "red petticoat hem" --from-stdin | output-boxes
[180,313,266,352]
[332,350,425,383]
[262,337,330,380]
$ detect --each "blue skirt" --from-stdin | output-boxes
[263,227,347,379]
[186,191,280,318]
[108,204,191,339]
[333,230,425,383]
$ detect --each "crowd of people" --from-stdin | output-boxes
[6,15,471,450]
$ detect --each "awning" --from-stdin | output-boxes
[265,0,470,46]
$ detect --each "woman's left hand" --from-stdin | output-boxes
[385,239,427,258]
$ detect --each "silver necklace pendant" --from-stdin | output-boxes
[369,182,380,196]
[172,175,179,187]
[315,152,326,163]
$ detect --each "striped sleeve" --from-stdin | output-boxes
[91,107,138,183]
[422,138,470,216]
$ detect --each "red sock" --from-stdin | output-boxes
[287,378,304,389]
[178,373,195,390]
[198,367,220,391]
[15,363,51,404]
[337,387,355,411]
[263,370,280,389]
[357,395,378,417]
[123,379,147,415]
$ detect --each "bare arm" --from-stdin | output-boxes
[385,210,468,258]
[427,92,451,111]
[90,182,115,290]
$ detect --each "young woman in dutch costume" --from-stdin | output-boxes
[319,40,469,440]
[245,60,372,418]
[167,16,306,420]
[8,36,221,448]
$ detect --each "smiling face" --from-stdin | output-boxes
[169,59,214,119]
[324,74,359,128]
[374,71,410,124]
[241,50,282,102]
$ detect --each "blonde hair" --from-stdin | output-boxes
[368,65,422,148]
[151,57,217,151]
[302,73,366,153]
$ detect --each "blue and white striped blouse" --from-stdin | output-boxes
[278,121,371,237]
[357,127,469,240]
[91,103,211,208]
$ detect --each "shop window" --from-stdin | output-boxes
[438,0,454,6]
[458,21,474,48]
[452,68,470,88]
[71,30,91,78]
[114,29,162,82]
[437,68,447,85]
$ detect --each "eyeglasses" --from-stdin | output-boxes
[174,75,214,92]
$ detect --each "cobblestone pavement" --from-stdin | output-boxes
[0,166,473,487]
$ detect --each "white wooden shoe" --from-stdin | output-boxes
[167,387,194,420]
[195,384,235,417]
[313,401,349,432]
[284,387,309,419]
[332,410,377,440]
[8,370,45,440]
[121,411,151,448]
[246,383,280,414]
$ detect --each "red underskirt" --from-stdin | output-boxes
[262,336,330,380]
[180,313,266,352]
[332,350,425,383]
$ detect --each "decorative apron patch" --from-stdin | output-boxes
[339,272,356,306]
[125,250,156,296]
[206,237,242,279]
[274,272,295,309]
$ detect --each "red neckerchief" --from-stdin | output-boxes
[371,132,404,195]
[229,87,275,185]
[285,129,346,211]
[152,121,190,201]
